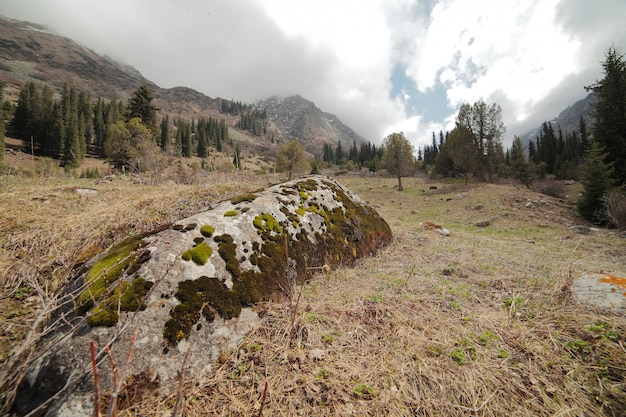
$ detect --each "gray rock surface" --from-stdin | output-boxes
[12,176,392,416]
[572,273,626,313]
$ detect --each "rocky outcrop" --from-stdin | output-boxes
[12,176,392,416]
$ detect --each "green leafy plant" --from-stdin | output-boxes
[14,285,34,300]
[353,383,375,397]
[586,321,620,341]
[565,340,592,355]
[448,348,467,364]
[316,369,331,380]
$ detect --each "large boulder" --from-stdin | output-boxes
[12,176,392,416]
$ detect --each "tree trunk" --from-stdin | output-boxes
[397,174,403,191]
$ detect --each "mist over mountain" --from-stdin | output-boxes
[256,95,365,157]
[521,92,596,145]
[0,15,364,158]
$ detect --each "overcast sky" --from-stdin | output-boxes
[1,0,624,149]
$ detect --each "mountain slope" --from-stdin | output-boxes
[522,93,596,143]
[0,15,365,159]
[257,95,366,157]
[0,15,151,99]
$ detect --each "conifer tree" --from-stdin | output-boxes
[0,82,4,161]
[94,97,106,156]
[455,101,505,182]
[335,141,344,162]
[577,141,614,223]
[127,84,158,133]
[197,125,208,158]
[159,115,170,152]
[586,46,626,185]
[509,136,533,187]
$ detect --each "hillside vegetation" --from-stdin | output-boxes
[1,171,625,416]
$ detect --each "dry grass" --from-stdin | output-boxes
[2,172,626,416]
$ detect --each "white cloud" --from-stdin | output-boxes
[0,0,622,150]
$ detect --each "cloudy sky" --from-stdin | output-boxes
[1,0,624,148]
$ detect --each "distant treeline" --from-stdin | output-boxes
[9,82,229,168]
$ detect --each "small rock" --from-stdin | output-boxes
[525,202,534,208]
[570,225,598,235]
[438,228,450,236]
[308,348,325,361]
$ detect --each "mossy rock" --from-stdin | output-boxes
[253,213,283,234]
[230,193,257,204]
[75,234,150,315]
[87,277,154,327]
[200,224,215,238]
[224,210,238,217]
[164,276,241,345]
[215,234,240,278]
[181,242,213,265]
[173,223,197,232]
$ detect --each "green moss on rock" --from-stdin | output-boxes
[253,213,283,234]
[215,234,240,278]
[181,242,213,265]
[230,193,257,204]
[76,234,150,315]
[200,225,215,237]
[224,210,238,217]
[173,223,197,232]
[87,277,154,327]
[164,276,241,345]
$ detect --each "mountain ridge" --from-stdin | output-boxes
[0,15,364,158]
[521,92,596,144]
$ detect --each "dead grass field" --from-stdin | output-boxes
[1,170,626,416]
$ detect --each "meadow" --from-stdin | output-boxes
[1,170,625,416]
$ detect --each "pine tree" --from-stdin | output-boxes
[127,84,158,133]
[335,142,344,162]
[39,86,55,156]
[586,46,626,185]
[509,136,533,187]
[159,115,170,152]
[94,97,106,156]
[0,82,4,161]
[197,126,208,158]
[455,101,505,182]
[577,141,614,223]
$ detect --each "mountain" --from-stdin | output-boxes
[256,95,366,157]
[521,92,597,144]
[0,15,151,99]
[0,15,364,159]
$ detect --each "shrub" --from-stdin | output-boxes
[605,187,626,229]
[533,180,565,198]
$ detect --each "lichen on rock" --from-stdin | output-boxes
[14,176,392,417]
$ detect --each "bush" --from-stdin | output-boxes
[605,188,626,229]
[532,180,566,198]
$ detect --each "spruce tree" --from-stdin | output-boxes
[586,46,626,185]
[159,115,170,152]
[509,136,533,187]
[0,82,4,161]
[127,84,158,133]
[94,97,106,156]
[577,142,613,223]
